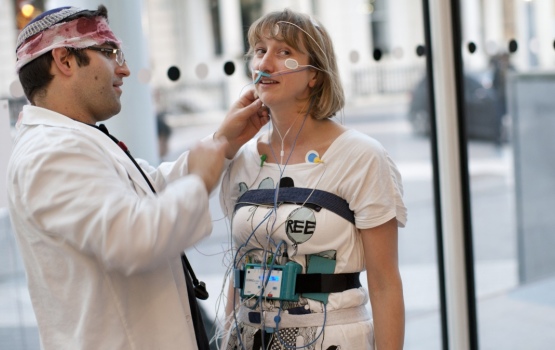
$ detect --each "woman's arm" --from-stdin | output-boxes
[361,217,405,349]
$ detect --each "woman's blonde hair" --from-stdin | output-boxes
[246,9,345,119]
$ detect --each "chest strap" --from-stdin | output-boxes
[235,188,355,225]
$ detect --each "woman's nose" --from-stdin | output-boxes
[256,54,274,73]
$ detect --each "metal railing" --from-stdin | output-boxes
[351,64,425,96]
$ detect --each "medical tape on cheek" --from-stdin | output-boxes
[15,16,121,73]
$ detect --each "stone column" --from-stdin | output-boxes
[0,0,17,97]
[219,0,247,107]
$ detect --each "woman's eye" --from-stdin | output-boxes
[278,49,290,56]
[254,48,266,55]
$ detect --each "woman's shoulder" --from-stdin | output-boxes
[329,128,386,155]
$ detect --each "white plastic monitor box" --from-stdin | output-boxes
[0,100,11,208]
[240,262,302,301]
[243,267,284,299]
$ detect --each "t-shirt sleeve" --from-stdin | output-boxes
[336,133,407,229]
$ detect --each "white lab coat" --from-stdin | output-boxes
[7,105,211,350]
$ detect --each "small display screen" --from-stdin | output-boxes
[259,275,280,282]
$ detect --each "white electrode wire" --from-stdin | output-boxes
[212,267,235,348]
[251,19,344,130]
[236,61,323,114]
[257,240,286,312]
[225,97,319,349]
[228,241,282,350]
[272,110,305,165]
[229,245,273,350]
[228,208,277,331]
[268,96,313,169]
[256,238,287,348]
[268,96,315,229]
[277,19,345,108]
[217,149,278,350]
[254,64,324,79]
[258,97,320,349]
[231,205,279,306]
[222,145,334,347]
[277,21,326,57]
[217,207,275,349]
[232,210,275,268]
[276,20,346,124]
[228,111,306,348]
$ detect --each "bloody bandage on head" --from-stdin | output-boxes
[15,15,121,73]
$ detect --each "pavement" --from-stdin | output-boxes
[2,95,555,349]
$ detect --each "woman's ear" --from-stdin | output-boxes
[51,47,74,76]
[308,72,318,88]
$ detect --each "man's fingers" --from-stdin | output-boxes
[234,98,264,121]
[236,88,257,107]
[257,104,269,118]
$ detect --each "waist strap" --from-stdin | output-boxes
[238,305,371,328]
[295,272,361,294]
[237,270,361,294]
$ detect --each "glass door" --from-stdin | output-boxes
[458,0,555,348]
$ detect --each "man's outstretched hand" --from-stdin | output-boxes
[215,88,269,159]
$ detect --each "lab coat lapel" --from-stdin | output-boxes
[87,126,155,195]
[109,141,154,195]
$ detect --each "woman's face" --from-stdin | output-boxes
[251,35,317,111]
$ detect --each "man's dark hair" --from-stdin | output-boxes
[18,5,109,104]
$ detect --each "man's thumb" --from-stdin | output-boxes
[244,98,263,113]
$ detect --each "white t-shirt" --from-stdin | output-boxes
[220,128,407,312]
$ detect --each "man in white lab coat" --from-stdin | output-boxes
[7,5,267,350]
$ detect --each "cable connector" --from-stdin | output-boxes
[281,245,289,264]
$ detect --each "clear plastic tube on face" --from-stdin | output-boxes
[252,58,322,83]
[253,70,271,84]
[253,68,309,84]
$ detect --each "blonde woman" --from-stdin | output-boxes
[220,8,407,350]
